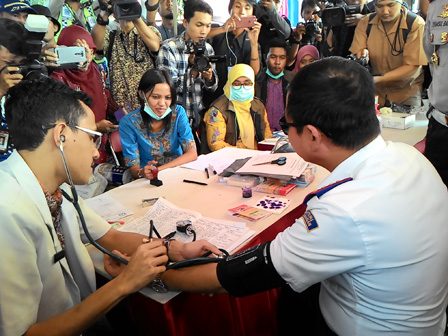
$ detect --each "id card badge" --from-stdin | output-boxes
[0,130,10,154]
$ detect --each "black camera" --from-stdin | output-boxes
[347,54,371,72]
[12,14,48,79]
[185,39,226,72]
[304,20,320,36]
[321,0,361,26]
[112,0,141,20]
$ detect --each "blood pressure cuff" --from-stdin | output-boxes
[216,242,286,297]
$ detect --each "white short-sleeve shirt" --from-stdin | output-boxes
[270,136,448,336]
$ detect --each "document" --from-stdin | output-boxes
[236,153,308,180]
[84,193,133,222]
[118,198,255,253]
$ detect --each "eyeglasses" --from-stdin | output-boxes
[279,116,296,135]
[42,123,102,149]
[74,126,102,149]
[231,82,253,90]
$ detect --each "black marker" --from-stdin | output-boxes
[183,179,208,186]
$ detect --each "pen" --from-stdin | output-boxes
[209,164,217,175]
[205,167,209,179]
[149,219,154,240]
[183,179,208,186]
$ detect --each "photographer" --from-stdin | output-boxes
[0,18,27,162]
[91,0,161,110]
[156,0,217,129]
[350,0,426,107]
[324,0,375,57]
[254,0,291,57]
[287,0,322,68]
[204,0,262,105]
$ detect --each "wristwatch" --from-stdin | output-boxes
[96,13,109,26]
[150,273,168,293]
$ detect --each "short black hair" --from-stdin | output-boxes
[0,18,27,56]
[267,38,289,54]
[286,57,380,149]
[228,0,256,13]
[4,76,92,151]
[138,69,176,133]
[301,0,317,13]
[184,0,213,22]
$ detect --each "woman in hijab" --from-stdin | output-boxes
[51,25,117,133]
[119,69,197,180]
[203,64,272,152]
[293,45,320,72]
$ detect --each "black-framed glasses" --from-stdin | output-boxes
[279,116,296,135]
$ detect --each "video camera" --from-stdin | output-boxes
[304,20,320,36]
[10,14,48,80]
[347,54,371,73]
[185,39,226,72]
[112,0,141,21]
[321,0,360,26]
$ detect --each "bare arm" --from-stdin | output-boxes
[162,263,227,294]
[145,0,159,26]
[374,65,421,84]
[247,22,262,76]
[134,17,161,52]
[91,11,108,51]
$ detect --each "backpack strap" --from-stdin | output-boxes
[366,13,376,38]
[366,11,417,43]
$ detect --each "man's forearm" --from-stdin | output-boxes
[162,263,227,293]
[24,276,128,336]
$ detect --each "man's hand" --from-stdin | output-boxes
[345,14,364,27]
[202,63,213,82]
[246,21,261,44]
[74,39,93,70]
[0,66,23,97]
[40,43,59,68]
[96,119,118,133]
[107,241,168,294]
[356,48,369,59]
[168,239,222,262]
[293,23,306,42]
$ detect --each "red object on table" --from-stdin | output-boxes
[105,203,308,336]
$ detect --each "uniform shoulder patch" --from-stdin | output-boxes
[301,210,319,232]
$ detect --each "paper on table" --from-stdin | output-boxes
[84,193,133,222]
[181,154,234,174]
[119,198,255,253]
[236,153,308,180]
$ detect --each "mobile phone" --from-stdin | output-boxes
[235,16,256,29]
[54,46,86,69]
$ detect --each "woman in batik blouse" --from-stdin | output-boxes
[119,69,197,180]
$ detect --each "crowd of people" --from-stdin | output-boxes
[0,0,448,334]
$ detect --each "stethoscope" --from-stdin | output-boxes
[58,138,228,270]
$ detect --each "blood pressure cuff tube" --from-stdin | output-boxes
[216,242,286,297]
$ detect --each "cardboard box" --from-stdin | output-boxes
[381,113,415,130]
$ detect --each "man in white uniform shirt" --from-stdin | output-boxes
[159,57,448,336]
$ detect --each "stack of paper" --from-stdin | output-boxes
[235,153,308,180]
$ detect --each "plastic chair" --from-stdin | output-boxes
[109,130,124,166]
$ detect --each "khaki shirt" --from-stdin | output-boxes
[350,10,427,105]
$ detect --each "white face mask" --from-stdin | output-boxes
[142,94,172,120]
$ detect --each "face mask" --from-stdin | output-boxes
[142,93,172,120]
[266,68,284,79]
[143,104,172,120]
[229,86,254,102]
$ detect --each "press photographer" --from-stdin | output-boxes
[156,0,217,130]
[322,0,375,57]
